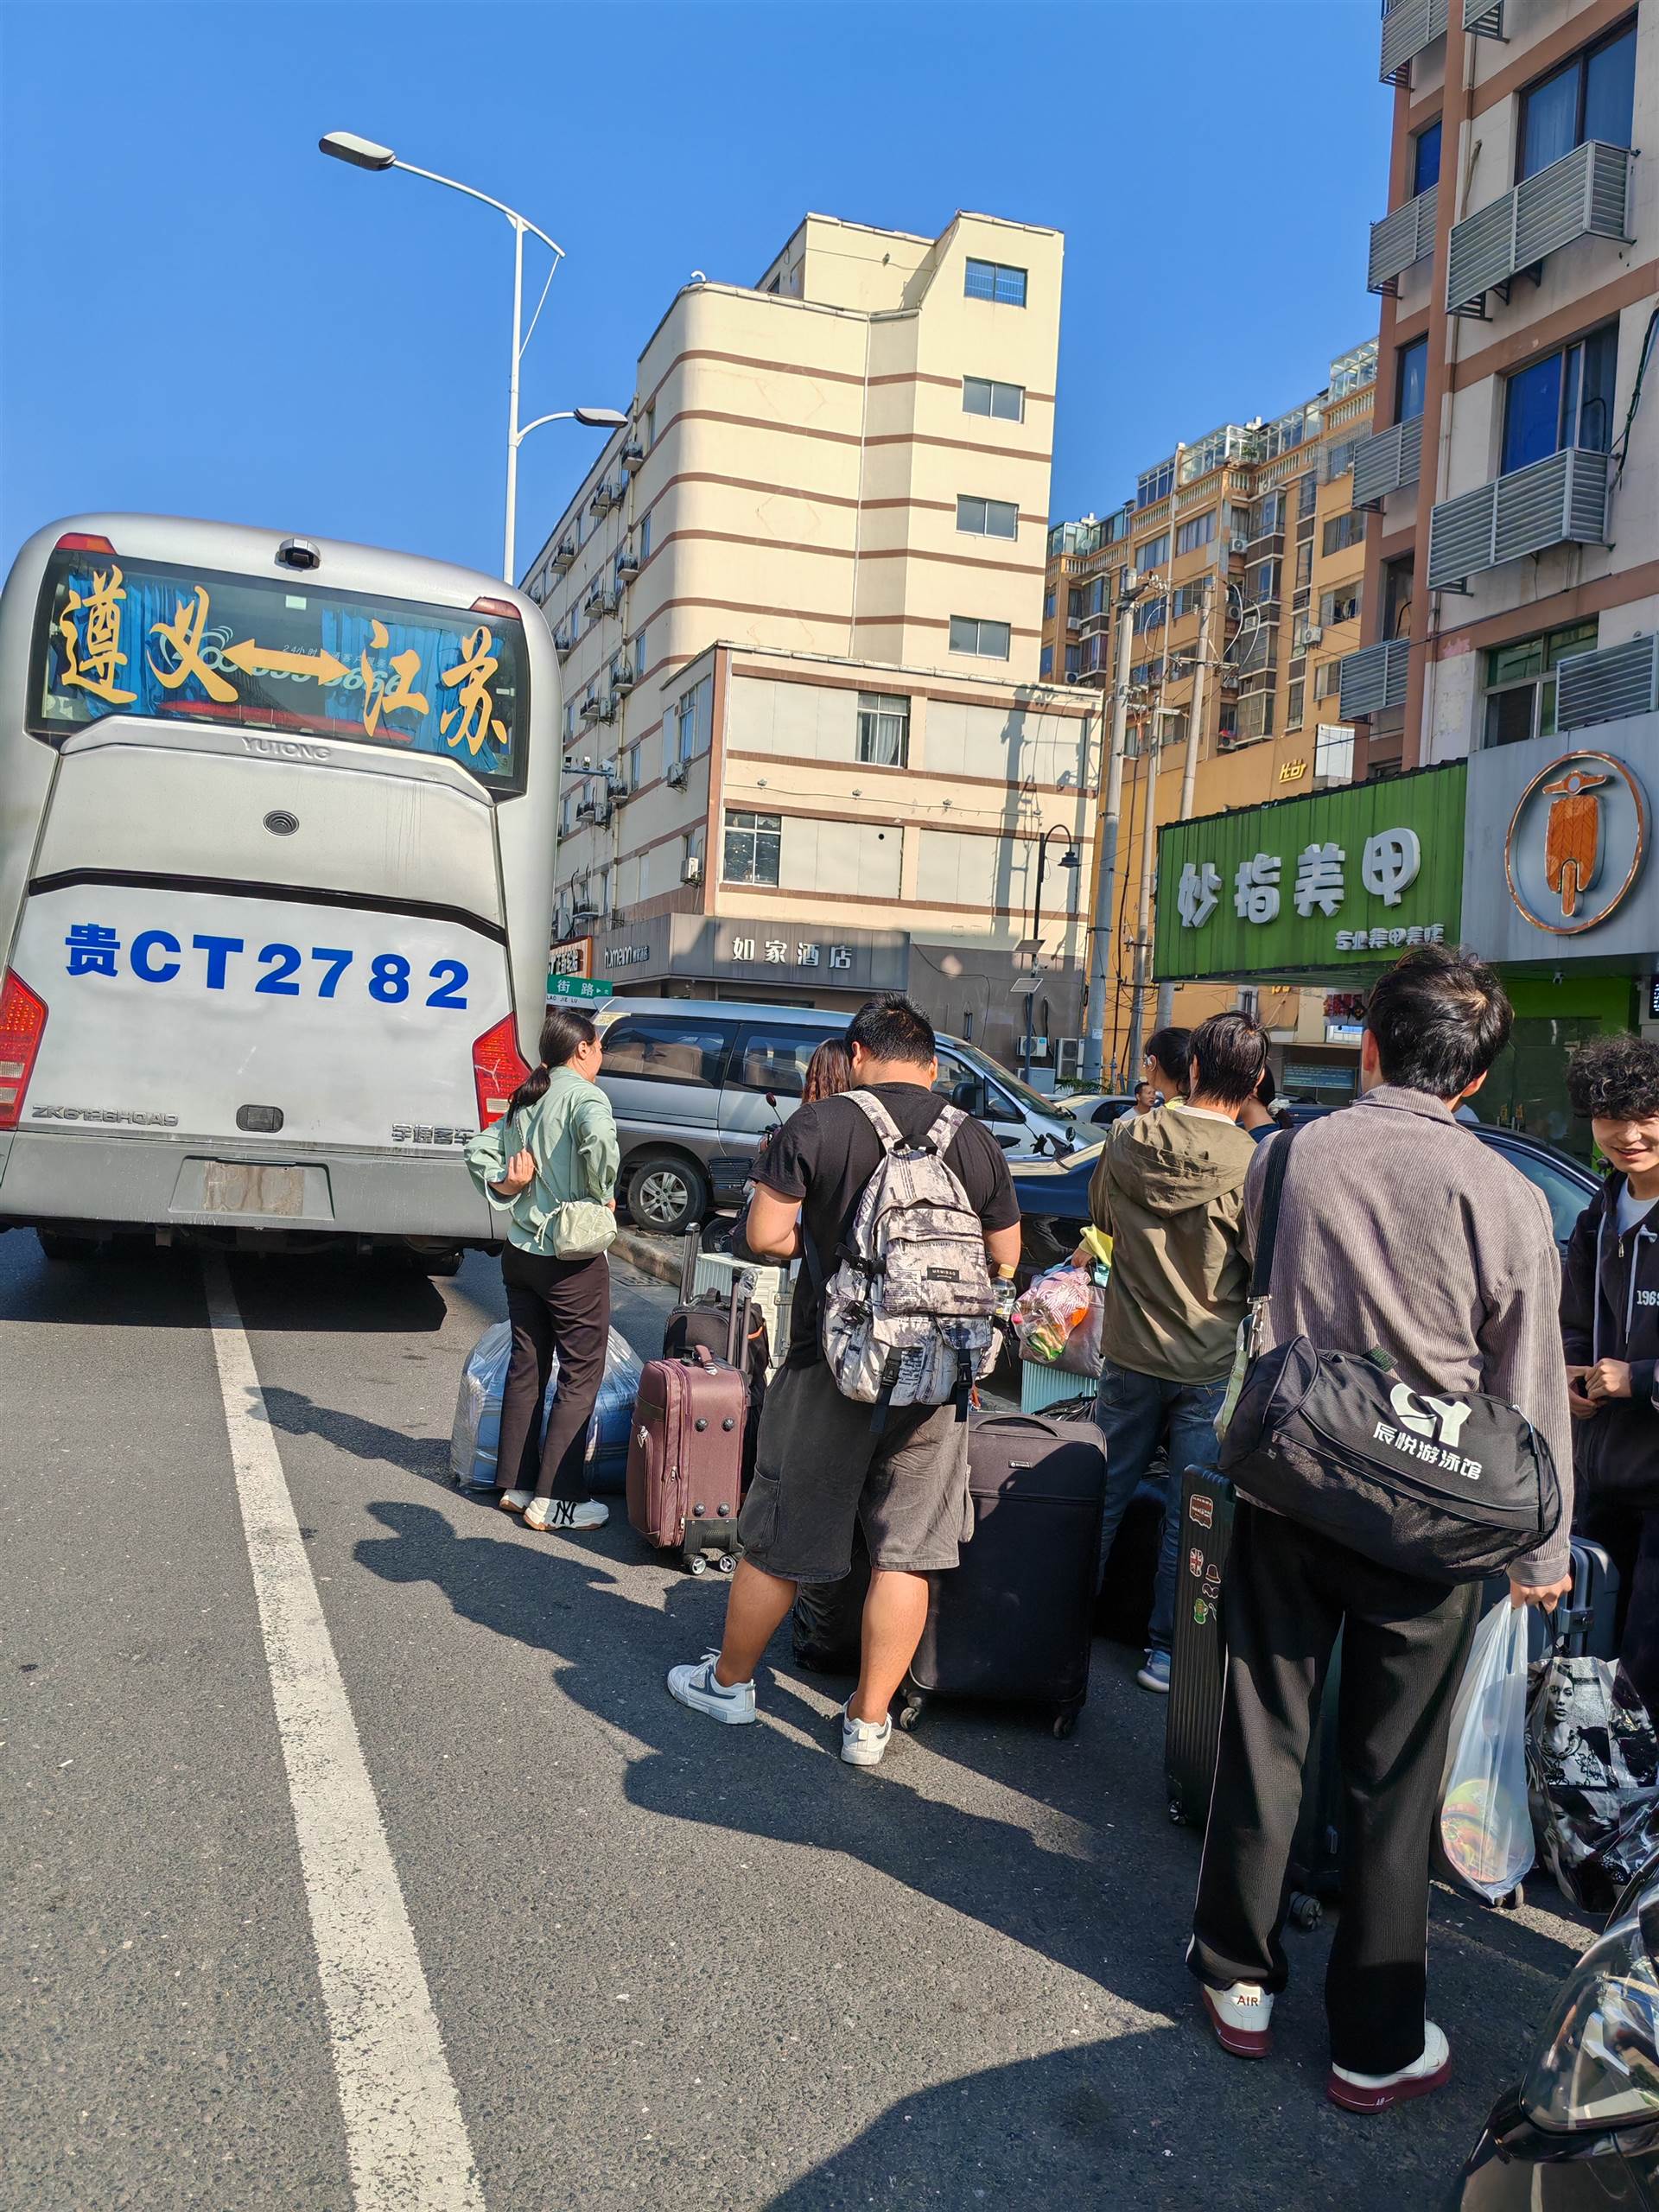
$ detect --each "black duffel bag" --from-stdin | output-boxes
[1217,1125,1561,1586]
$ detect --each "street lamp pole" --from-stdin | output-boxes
[1082,569,1145,1088]
[1024,824,1080,1083]
[318,132,626,586]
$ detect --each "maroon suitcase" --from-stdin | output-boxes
[626,1291,749,1574]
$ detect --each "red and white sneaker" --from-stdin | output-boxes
[1202,1980,1274,2058]
[1328,2022,1451,2113]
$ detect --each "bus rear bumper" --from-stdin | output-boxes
[0,1131,495,1245]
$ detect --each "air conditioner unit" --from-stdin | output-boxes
[588,479,624,515]
[1229,536,1249,555]
[580,694,603,722]
[611,660,637,693]
[683,855,702,883]
[590,793,613,826]
[552,628,575,659]
[614,548,639,578]
[608,908,627,930]
[593,692,618,722]
[550,537,577,575]
[575,798,599,823]
[666,759,689,789]
[1055,1038,1083,1082]
[620,436,645,474]
[1300,624,1324,648]
[571,904,600,925]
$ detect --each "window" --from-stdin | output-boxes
[1039,644,1053,678]
[1138,460,1175,508]
[644,402,656,448]
[562,698,578,742]
[1314,660,1341,700]
[670,674,713,767]
[732,1025,841,1098]
[601,1016,734,1090]
[1397,336,1428,424]
[1502,326,1618,474]
[949,615,1012,659]
[1133,594,1167,635]
[964,258,1027,307]
[1325,435,1363,481]
[722,809,782,885]
[1247,493,1285,541]
[1043,588,1055,620]
[1085,575,1108,615]
[1298,472,1319,520]
[1322,512,1367,556]
[1134,532,1169,575]
[1172,582,1205,619]
[957,494,1019,539]
[1234,690,1274,742]
[1481,619,1599,747]
[1287,677,1306,731]
[1413,118,1442,194]
[856,690,910,766]
[1520,20,1637,180]
[1064,643,1080,677]
[1067,587,1084,620]
[1320,584,1362,626]
[1294,539,1314,589]
[1176,510,1216,555]
[631,623,648,674]
[638,512,652,561]
[1130,657,1164,690]
[1249,560,1280,606]
[963,376,1025,421]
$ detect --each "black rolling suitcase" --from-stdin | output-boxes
[899,1411,1106,1738]
[1165,1466,1235,1824]
[662,1232,770,1486]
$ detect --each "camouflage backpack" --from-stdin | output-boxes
[816,1090,998,1417]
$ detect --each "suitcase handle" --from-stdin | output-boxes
[680,1230,702,1303]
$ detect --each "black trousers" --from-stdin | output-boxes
[1189,1502,1477,2075]
[497,1248,611,1503]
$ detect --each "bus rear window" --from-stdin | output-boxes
[29,550,527,792]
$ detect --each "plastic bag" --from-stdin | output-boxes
[1440,1601,1535,1902]
[449,1322,642,1496]
[1529,1650,1659,1911]
[1009,1265,1095,1366]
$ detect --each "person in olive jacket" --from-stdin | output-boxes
[1561,1034,1659,1717]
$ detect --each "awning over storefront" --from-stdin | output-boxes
[1154,762,1467,986]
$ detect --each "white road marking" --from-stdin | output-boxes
[203,1255,485,2212]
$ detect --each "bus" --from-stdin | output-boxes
[0,515,558,1261]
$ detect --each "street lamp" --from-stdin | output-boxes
[1023,825,1081,1082]
[319,131,626,585]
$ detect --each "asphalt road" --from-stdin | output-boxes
[1,1229,1600,2212]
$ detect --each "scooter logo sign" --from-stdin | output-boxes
[1505,749,1648,937]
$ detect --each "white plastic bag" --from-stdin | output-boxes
[1440,1601,1535,1902]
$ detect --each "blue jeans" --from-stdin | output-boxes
[1093,1361,1228,1656]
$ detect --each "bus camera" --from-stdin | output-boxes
[276,538,321,572]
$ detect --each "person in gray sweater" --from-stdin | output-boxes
[1188,944,1573,2114]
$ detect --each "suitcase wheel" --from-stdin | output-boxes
[690,1554,709,1576]
[1287,1891,1322,1933]
[897,1696,925,1732]
[716,1552,735,1573]
[1052,1711,1077,1741]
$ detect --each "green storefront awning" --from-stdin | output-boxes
[1154,762,1467,984]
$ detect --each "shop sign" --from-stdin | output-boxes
[1504,750,1648,938]
[549,938,592,979]
[1463,733,1656,967]
[603,942,654,969]
[1154,763,1465,982]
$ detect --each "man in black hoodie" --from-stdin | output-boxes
[1562,1034,1659,1717]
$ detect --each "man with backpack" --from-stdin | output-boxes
[1190,944,1573,2112]
[667,994,1021,1767]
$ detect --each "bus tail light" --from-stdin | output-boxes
[54,532,116,555]
[470,595,521,622]
[473,1014,531,1128]
[0,969,48,1131]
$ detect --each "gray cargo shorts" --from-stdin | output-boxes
[737,1358,974,1584]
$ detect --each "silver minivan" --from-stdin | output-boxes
[590,995,1076,1233]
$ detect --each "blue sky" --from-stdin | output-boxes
[1,1,1390,580]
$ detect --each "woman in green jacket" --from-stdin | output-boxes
[464,1007,620,1534]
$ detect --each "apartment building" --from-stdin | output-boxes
[521,210,1100,1073]
[1039,343,1379,1089]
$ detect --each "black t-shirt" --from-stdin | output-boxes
[758,1083,1020,1366]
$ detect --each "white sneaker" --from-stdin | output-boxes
[840,1703,893,1769]
[523,1497,609,1534]
[667,1652,757,1725]
[1201,1980,1274,2059]
[498,1489,532,1515]
[1328,2022,1451,2113]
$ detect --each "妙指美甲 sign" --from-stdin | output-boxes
[1154,762,1466,982]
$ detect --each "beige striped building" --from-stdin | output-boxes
[521,211,1100,1070]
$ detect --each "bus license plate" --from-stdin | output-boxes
[201,1163,305,1217]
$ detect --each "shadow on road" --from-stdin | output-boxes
[259,1388,450,1484]
[230,1254,451,1335]
[0,1235,209,1329]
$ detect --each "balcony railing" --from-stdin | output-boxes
[1446,140,1635,317]
[1351,416,1424,508]
[1338,639,1411,721]
[1427,446,1611,589]
[1556,634,1659,732]
[1369,183,1438,294]
[1381,0,1447,85]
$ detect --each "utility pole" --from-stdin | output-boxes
[1124,676,1167,1081]
[1156,568,1216,1027]
[1082,579,1142,1086]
